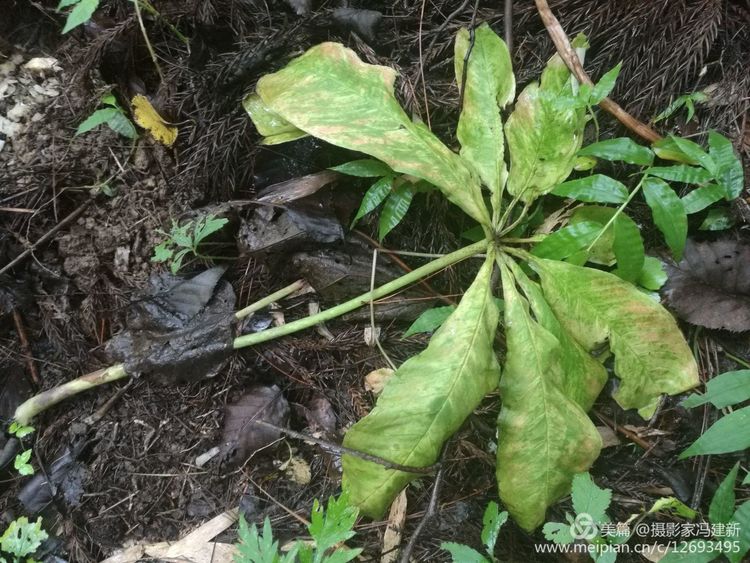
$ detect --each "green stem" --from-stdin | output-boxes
[14,364,127,425]
[585,174,647,252]
[235,279,306,320]
[233,239,490,349]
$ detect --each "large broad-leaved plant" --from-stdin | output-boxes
[245,24,702,530]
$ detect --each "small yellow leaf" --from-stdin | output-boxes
[131,94,177,146]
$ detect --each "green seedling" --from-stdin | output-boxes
[76,93,138,140]
[151,214,229,274]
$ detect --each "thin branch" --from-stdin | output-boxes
[252,419,437,475]
[235,279,306,320]
[533,0,662,143]
[457,0,481,112]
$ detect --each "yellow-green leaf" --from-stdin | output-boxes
[243,93,307,145]
[533,259,699,417]
[342,255,500,517]
[255,42,490,226]
[497,262,601,530]
[454,23,514,213]
[505,51,586,203]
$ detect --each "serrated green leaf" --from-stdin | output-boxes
[590,62,621,103]
[643,177,687,260]
[330,159,392,177]
[256,43,490,226]
[343,255,500,517]
[728,501,750,563]
[480,501,507,556]
[455,23,514,210]
[646,165,714,184]
[0,516,48,559]
[578,138,654,166]
[440,542,490,563]
[106,111,138,139]
[699,207,734,231]
[709,463,739,525]
[193,215,228,245]
[682,371,750,409]
[682,183,725,214]
[532,258,699,416]
[170,248,191,274]
[638,256,667,291]
[505,258,607,411]
[378,184,414,240]
[151,242,173,263]
[61,0,98,33]
[552,174,629,204]
[505,51,586,203]
[497,262,601,531]
[612,213,645,283]
[532,221,601,261]
[308,493,358,554]
[351,175,394,227]
[542,521,575,545]
[76,107,119,136]
[14,450,33,476]
[243,93,307,145]
[571,472,612,523]
[680,406,750,458]
[403,305,457,337]
[708,131,744,200]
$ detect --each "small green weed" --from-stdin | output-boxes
[152,214,229,274]
[0,517,48,563]
[76,93,138,140]
[441,501,508,562]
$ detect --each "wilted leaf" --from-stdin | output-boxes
[533,258,699,417]
[578,138,653,166]
[455,23,514,208]
[552,174,629,204]
[505,50,586,203]
[342,255,500,517]
[497,262,601,530]
[506,259,606,411]
[220,385,290,466]
[256,43,490,226]
[132,95,178,146]
[680,407,750,458]
[682,370,750,409]
[243,94,307,145]
[364,368,394,396]
[642,177,687,260]
[664,239,750,331]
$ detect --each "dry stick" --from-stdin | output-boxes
[504,0,513,54]
[398,447,448,563]
[533,0,662,143]
[252,419,436,475]
[12,309,40,387]
[457,0,481,112]
[0,199,92,276]
[234,279,306,320]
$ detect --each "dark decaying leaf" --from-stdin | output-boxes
[302,395,337,435]
[664,239,750,332]
[219,385,290,466]
[332,8,383,44]
[106,268,236,383]
[18,441,88,514]
[255,170,339,205]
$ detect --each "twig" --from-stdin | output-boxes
[133,0,164,82]
[425,0,472,57]
[594,410,658,454]
[369,249,398,371]
[504,0,513,54]
[533,0,662,143]
[235,279,306,320]
[417,0,431,129]
[12,309,40,387]
[252,419,437,475]
[457,0,481,112]
[0,199,92,276]
[247,475,311,526]
[398,446,448,563]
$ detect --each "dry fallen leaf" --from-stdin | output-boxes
[283,456,312,485]
[664,239,750,331]
[364,368,394,396]
[131,94,178,146]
